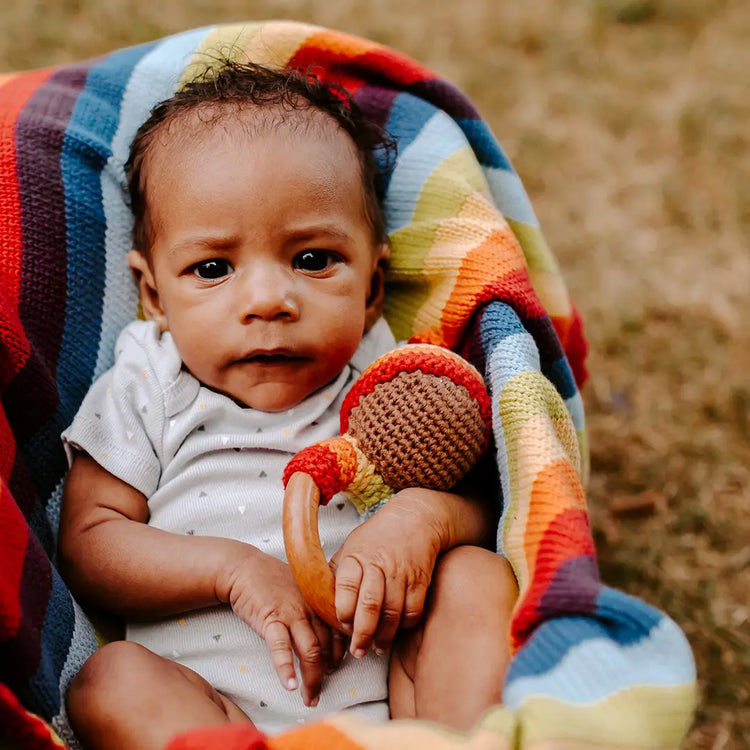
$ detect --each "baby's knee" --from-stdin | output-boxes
[67,641,152,722]
[431,546,517,617]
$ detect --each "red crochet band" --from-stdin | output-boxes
[340,345,492,445]
[282,438,358,504]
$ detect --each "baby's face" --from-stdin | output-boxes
[138,110,384,411]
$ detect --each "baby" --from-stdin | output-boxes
[58,61,516,750]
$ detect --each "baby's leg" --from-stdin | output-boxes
[389,545,517,730]
[67,641,254,750]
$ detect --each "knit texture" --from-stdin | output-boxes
[0,21,695,749]
[282,344,492,506]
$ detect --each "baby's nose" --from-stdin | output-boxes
[236,266,299,322]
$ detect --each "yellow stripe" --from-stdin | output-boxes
[180,23,263,85]
[577,427,590,485]
[411,146,487,224]
[528,269,572,320]
[238,20,320,67]
[180,21,317,85]
[520,683,697,748]
[506,218,573,321]
[507,218,560,274]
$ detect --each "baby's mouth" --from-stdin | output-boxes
[237,351,307,365]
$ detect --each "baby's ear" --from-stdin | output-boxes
[126,251,168,331]
[364,243,390,332]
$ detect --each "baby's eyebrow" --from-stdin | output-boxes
[283,225,352,243]
[166,236,238,258]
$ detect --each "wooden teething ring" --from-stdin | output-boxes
[282,471,340,629]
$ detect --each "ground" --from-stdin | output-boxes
[1,1,747,747]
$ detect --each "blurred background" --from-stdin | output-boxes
[1,1,747,747]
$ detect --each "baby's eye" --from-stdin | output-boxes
[293,250,338,273]
[193,259,234,280]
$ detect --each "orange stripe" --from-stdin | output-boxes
[437,227,528,347]
[0,68,54,317]
[519,460,587,573]
[268,721,368,750]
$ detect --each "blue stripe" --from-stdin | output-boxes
[384,92,439,153]
[27,567,76,716]
[485,166,540,225]
[508,587,667,682]
[456,118,513,172]
[504,609,694,706]
[57,45,154,425]
[544,356,578,401]
[479,301,528,359]
[95,27,213,381]
[595,586,665,641]
[565,390,586,434]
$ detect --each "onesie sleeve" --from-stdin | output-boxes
[61,320,177,499]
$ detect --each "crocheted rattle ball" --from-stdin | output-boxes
[342,345,491,491]
[283,344,492,509]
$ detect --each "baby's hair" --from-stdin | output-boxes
[125,59,396,256]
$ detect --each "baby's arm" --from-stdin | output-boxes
[59,452,332,706]
[331,483,497,657]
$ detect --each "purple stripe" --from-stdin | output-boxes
[408,78,479,121]
[353,84,399,130]
[538,555,601,617]
[13,64,96,441]
[5,447,38,525]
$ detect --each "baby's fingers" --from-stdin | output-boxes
[263,621,298,693]
[334,556,364,632]
[350,566,385,658]
[401,579,429,630]
[373,576,406,654]
[310,616,333,673]
[290,620,325,707]
[331,631,349,668]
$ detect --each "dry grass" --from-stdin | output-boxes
[2,1,748,747]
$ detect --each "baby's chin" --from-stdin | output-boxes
[222,382,329,413]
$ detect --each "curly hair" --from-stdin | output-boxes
[125,59,396,256]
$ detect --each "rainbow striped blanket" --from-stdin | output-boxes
[0,21,695,750]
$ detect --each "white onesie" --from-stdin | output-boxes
[62,318,396,734]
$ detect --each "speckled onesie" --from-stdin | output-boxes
[62,318,395,734]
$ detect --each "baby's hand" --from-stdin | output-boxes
[218,546,340,706]
[331,488,445,658]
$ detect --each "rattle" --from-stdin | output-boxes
[282,344,493,628]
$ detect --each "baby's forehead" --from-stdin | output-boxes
[159,101,352,152]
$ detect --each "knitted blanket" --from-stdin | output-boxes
[0,21,695,750]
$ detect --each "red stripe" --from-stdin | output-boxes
[562,302,589,388]
[288,31,434,94]
[0,682,62,750]
[0,473,28,638]
[0,69,54,385]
